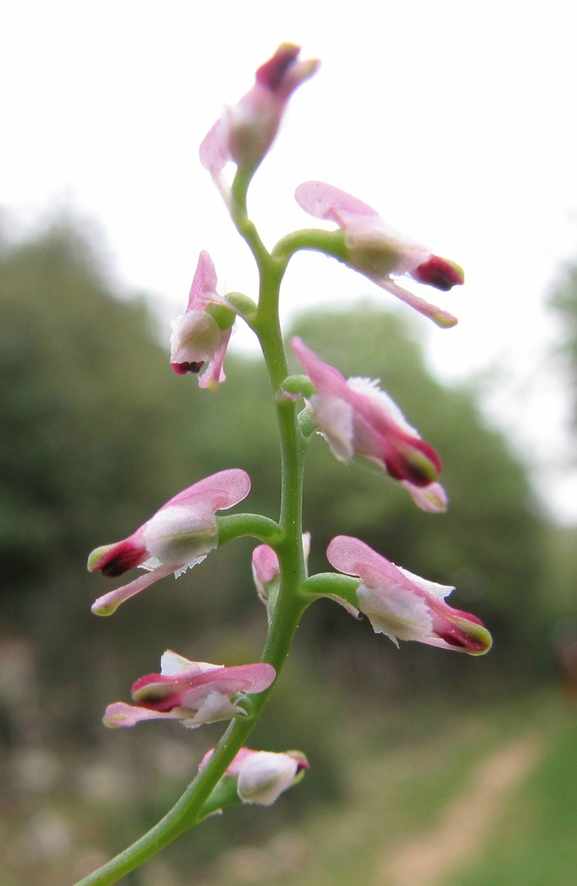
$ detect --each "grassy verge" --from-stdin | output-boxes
[209,691,573,886]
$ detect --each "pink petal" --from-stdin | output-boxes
[131,663,275,711]
[159,469,251,514]
[401,481,448,513]
[371,277,458,329]
[252,545,280,584]
[198,328,231,390]
[199,745,252,776]
[326,536,401,587]
[199,119,230,176]
[103,702,183,728]
[91,564,176,616]
[295,180,379,224]
[291,337,349,400]
[187,250,219,311]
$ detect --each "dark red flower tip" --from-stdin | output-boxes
[435,612,491,654]
[412,256,465,292]
[171,361,205,376]
[95,542,148,578]
[383,437,442,487]
[131,676,176,711]
[256,44,300,91]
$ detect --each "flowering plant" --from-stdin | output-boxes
[77,44,490,885]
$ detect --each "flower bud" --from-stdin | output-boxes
[200,747,310,806]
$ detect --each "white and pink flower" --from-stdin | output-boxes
[251,533,310,611]
[291,337,446,511]
[200,44,319,183]
[327,536,492,654]
[200,746,309,806]
[88,469,251,615]
[170,250,235,390]
[104,651,275,729]
[251,543,282,609]
[295,181,463,328]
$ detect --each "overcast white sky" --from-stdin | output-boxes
[2,0,577,519]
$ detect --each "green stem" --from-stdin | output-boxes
[272,228,348,265]
[217,513,282,547]
[74,171,312,886]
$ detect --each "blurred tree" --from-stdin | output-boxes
[550,261,577,430]
[545,260,577,634]
[0,219,194,594]
[0,218,204,737]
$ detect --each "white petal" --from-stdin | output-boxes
[184,691,241,727]
[358,584,434,643]
[347,377,418,436]
[237,752,299,805]
[312,394,354,462]
[143,505,218,569]
[160,651,222,677]
[396,566,454,600]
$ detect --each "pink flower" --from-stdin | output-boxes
[200,44,319,180]
[170,251,235,391]
[200,747,309,806]
[251,533,310,609]
[88,469,251,615]
[327,536,492,654]
[291,337,446,511]
[103,651,275,729]
[294,181,464,328]
[251,543,281,609]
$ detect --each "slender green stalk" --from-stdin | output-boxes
[74,172,312,886]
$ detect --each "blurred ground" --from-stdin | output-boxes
[1,688,575,885]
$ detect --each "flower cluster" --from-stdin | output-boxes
[84,44,492,873]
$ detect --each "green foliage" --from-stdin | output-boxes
[447,702,577,886]
[0,220,193,593]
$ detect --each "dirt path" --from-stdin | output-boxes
[372,735,542,886]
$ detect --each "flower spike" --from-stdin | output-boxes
[88,469,251,615]
[104,651,275,729]
[170,251,236,390]
[327,536,492,654]
[200,44,319,187]
[295,181,463,328]
[291,337,447,510]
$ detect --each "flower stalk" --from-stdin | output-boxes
[77,43,490,886]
